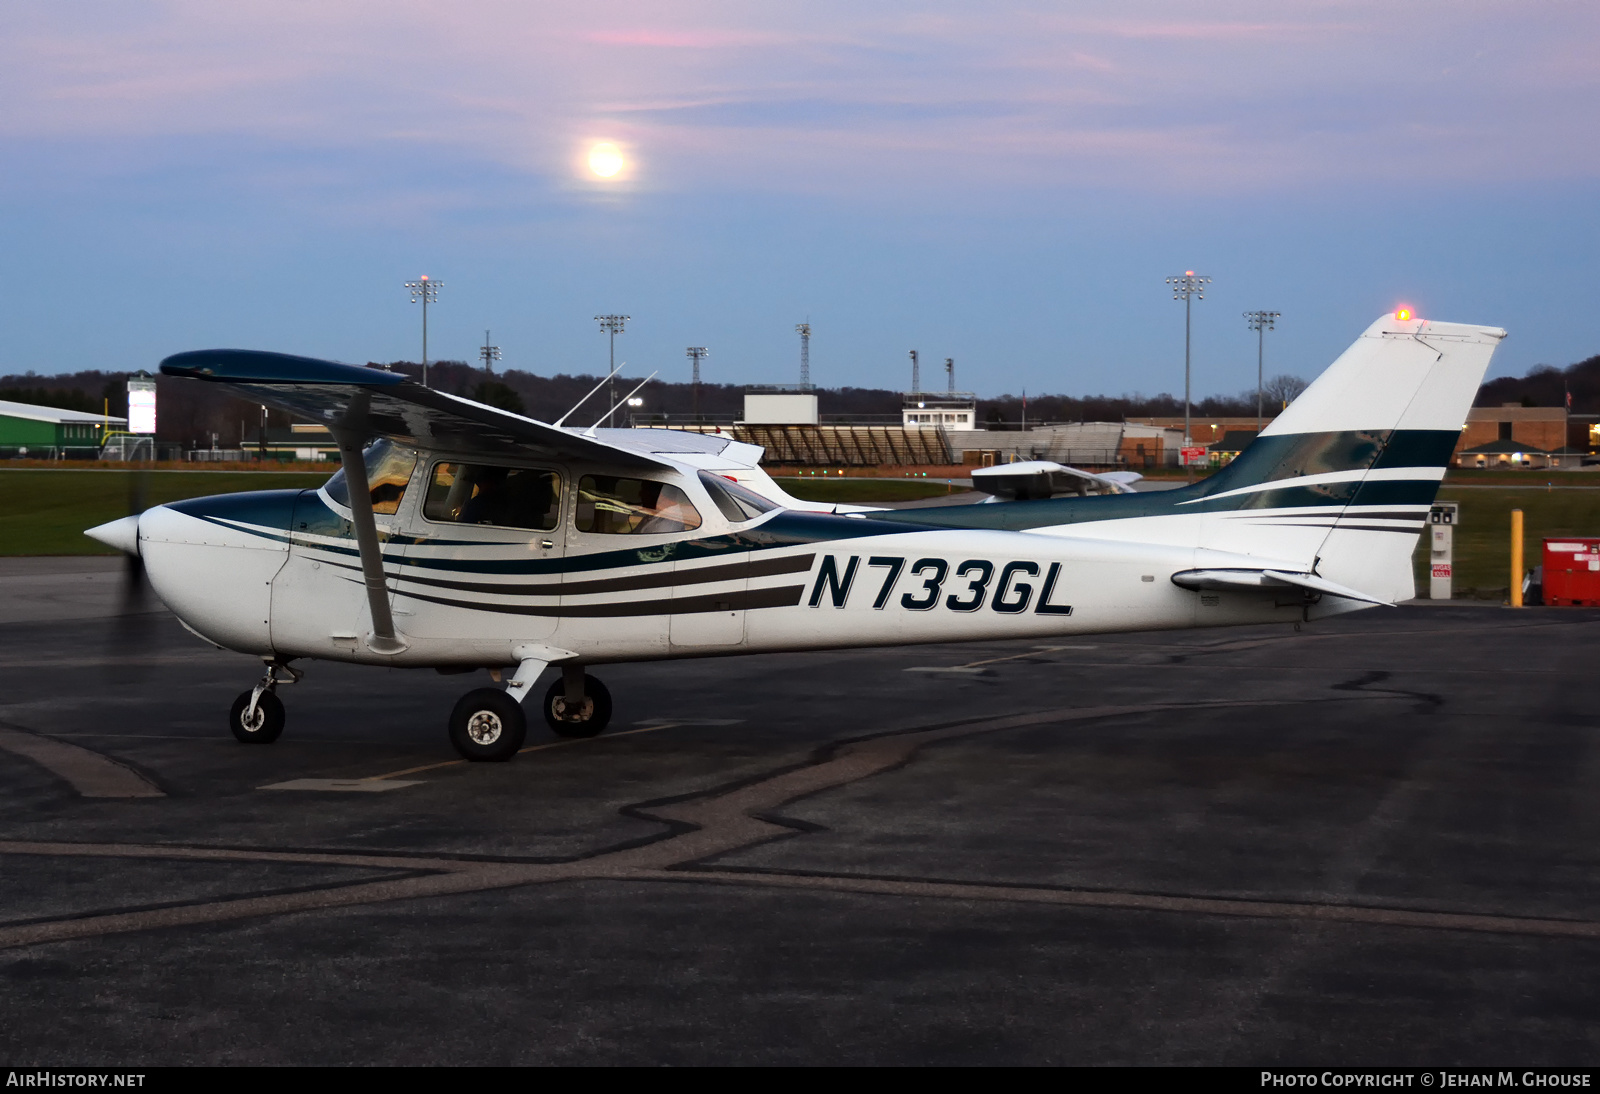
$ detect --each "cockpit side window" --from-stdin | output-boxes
[698,471,779,523]
[323,439,419,515]
[422,463,562,530]
[575,476,702,535]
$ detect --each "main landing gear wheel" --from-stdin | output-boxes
[449,688,527,762]
[543,674,612,738]
[229,690,285,744]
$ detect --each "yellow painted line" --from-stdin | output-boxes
[517,721,681,754]
[359,721,684,783]
[360,757,465,781]
[958,644,1095,669]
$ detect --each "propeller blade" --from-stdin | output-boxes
[106,461,160,684]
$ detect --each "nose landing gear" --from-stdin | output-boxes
[230,661,300,744]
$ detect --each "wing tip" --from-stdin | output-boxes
[159,349,406,386]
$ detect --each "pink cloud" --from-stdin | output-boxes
[0,0,1596,198]
[583,28,782,49]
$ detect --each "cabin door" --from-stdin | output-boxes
[395,459,566,649]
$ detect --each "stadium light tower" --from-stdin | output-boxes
[795,323,811,387]
[1165,269,1211,448]
[404,275,442,387]
[594,314,629,420]
[686,346,708,419]
[909,350,920,393]
[1243,310,1280,432]
[479,329,502,378]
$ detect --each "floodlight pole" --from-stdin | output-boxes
[687,346,708,419]
[405,275,442,387]
[1165,271,1210,448]
[795,323,811,387]
[479,329,502,378]
[1243,310,1280,433]
[594,315,629,422]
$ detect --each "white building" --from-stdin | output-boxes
[902,393,976,429]
[742,389,819,425]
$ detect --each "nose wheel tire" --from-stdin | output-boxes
[543,674,612,738]
[449,688,527,762]
[230,690,285,744]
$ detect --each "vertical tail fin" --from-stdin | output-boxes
[1194,312,1506,603]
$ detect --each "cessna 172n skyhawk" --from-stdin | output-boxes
[86,311,1503,762]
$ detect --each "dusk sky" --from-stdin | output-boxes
[3,1,1598,400]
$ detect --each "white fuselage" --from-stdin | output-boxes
[136,453,1352,672]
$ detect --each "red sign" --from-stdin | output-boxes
[1180,446,1207,466]
[1431,564,1452,578]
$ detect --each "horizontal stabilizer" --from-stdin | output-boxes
[1170,568,1393,607]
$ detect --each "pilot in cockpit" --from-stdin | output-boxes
[459,466,510,525]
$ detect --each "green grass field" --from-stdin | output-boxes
[773,477,961,503]
[1445,469,1600,487]
[7,471,1599,596]
[0,470,330,555]
[1419,487,1600,597]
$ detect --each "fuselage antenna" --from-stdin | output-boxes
[554,362,626,428]
[583,371,658,436]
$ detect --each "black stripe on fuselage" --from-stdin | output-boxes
[1247,522,1425,534]
[390,582,806,618]
[323,551,817,597]
[1222,509,1426,523]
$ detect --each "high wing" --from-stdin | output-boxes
[160,349,669,470]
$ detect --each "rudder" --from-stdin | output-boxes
[1193,312,1505,604]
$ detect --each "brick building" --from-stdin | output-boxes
[1126,416,1277,446]
[1459,406,1567,453]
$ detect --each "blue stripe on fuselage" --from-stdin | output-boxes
[163,491,930,576]
[865,428,1456,532]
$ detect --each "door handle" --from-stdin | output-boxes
[540,539,555,549]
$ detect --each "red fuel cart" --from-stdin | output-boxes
[1543,538,1600,607]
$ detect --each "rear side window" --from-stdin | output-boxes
[576,476,702,535]
[699,471,779,523]
[423,463,562,530]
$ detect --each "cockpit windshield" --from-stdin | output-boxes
[323,439,419,515]
[698,471,779,523]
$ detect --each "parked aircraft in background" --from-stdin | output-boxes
[970,461,1143,500]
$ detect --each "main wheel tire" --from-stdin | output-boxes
[449,688,527,762]
[542,674,612,738]
[230,690,285,744]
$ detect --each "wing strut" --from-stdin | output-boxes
[331,399,407,655]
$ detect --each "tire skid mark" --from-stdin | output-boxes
[668,869,1600,940]
[0,722,165,799]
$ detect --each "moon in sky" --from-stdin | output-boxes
[588,143,624,178]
